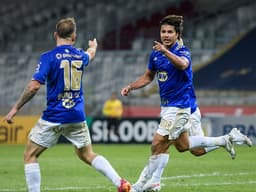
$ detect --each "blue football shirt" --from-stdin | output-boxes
[33,45,89,123]
[148,41,193,108]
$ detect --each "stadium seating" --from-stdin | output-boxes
[0,0,256,116]
[194,26,256,91]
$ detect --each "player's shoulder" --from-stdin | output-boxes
[150,49,162,57]
[40,49,52,56]
[41,46,63,57]
[76,47,84,52]
[177,43,190,52]
[39,49,54,62]
[176,44,191,58]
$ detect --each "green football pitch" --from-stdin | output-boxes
[0,144,255,192]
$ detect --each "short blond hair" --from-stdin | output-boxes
[56,17,76,39]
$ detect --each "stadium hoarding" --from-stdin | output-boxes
[203,116,256,145]
[0,116,255,144]
[89,118,160,143]
[0,116,39,144]
[90,117,256,144]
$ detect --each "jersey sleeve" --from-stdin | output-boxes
[148,51,156,71]
[78,49,90,67]
[177,46,191,64]
[32,53,51,84]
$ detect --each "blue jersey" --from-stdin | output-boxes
[148,41,193,108]
[33,45,89,123]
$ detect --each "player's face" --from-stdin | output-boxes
[160,24,178,48]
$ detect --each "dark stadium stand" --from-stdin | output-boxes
[194,26,256,91]
[101,0,195,50]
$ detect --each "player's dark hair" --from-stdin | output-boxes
[56,17,76,39]
[160,15,183,39]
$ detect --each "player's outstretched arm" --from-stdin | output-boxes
[121,69,155,96]
[153,41,189,70]
[86,38,97,61]
[3,80,41,124]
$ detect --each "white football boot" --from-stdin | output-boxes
[223,134,236,159]
[142,181,161,192]
[229,128,252,146]
[130,184,143,192]
[130,182,144,192]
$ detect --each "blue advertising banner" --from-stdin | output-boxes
[203,116,256,144]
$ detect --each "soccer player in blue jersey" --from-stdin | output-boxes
[143,85,252,192]
[3,17,131,192]
[121,15,251,192]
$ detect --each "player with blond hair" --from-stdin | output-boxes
[3,17,131,192]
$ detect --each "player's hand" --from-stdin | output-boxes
[3,108,18,124]
[88,38,97,50]
[87,38,98,60]
[153,41,167,53]
[121,86,131,96]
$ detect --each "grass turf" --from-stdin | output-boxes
[0,144,255,192]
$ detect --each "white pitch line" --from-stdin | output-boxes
[162,171,249,180]
[162,180,256,187]
[0,186,109,192]
[0,172,255,191]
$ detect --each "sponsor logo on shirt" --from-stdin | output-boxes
[56,53,82,59]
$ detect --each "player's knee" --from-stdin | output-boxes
[190,148,206,156]
[151,142,160,154]
[77,152,90,164]
[176,146,187,152]
[77,150,97,165]
[23,151,37,163]
[151,141,169,154]
[174,137,189,152]
[175,142,189,152]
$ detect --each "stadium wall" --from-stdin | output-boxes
[0,116,255,145]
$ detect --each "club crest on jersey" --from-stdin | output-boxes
[157,71,168,82]
[62,99,76,109]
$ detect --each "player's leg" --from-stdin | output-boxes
[189,108,252,158]
[169,108,235,158]
[141,107,190,192]
[183,132,235,158]
[133,106,185,192]
[66,122,130,192]
[132,133,171,192]
[141,153,169,192]
[24,139,46,192]
[24,118,61,192]
[188,108,219,156]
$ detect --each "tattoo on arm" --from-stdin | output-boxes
[15,85,38,110]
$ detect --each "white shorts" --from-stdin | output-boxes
[29,118,91,148]
[157,107,190,140]
[187,107,204,136]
